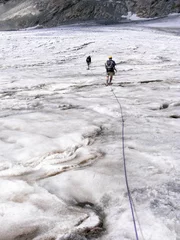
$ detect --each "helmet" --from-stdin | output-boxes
[109,56,112,59]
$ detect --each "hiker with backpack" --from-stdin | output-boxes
[105,56,117,85]
[86,56,91,70]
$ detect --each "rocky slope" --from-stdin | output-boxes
[0,0,180,30]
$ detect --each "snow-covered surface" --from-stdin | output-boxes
[122,12,154,21]
[141,14,180,28]
[0,16,180,240]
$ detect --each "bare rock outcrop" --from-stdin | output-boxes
[0,0,180,30]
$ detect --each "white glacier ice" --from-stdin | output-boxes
[0,15,180,240]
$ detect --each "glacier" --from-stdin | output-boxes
[0,15,180,240]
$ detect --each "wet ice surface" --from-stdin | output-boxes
[0,16,180,240]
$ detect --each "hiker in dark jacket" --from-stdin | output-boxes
[105,56,117,85]
[86,56,91,70]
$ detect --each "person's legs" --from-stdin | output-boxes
[106,72,110,85]
[106,76,109,85]
[109,76,113,84]
[109,72,115,84]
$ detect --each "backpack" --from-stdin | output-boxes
[106,60,115,71]
[86,56,91,63]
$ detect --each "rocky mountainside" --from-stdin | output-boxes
[0,0,180,30]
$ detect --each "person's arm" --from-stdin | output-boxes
[114,61,117,72]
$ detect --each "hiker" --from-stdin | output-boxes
[105,56,117,85]
[86,56,91,70]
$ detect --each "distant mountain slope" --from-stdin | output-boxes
[0,0,180,30]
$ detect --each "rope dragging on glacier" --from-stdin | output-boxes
[110,87,139,240]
